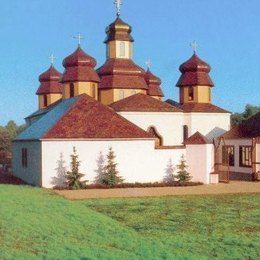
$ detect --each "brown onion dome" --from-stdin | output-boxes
[97,58,148,90]
[176,53,214,87]
[61,46,100,83]
[104,17,134,43]
[145,69,164,97]
[36,65,62,95]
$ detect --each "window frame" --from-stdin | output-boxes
[69,83,75,98]
[239,146,252,168]
[222,145,235,166]
[22,148,28,168]
[43,95,48,107]
[188,86,194,101]
[119,41,126,57]
[183,125,188,142]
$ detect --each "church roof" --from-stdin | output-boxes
[61,47,100,83]
[97,58,148,90]
[184,131,211,145]
[145,69,164,97]
[36,65,62,95]
[110,93,183,112]
[221,112,260,139]
[104,17,134,43]
[16,94,152,140]
[180,103,230,113]
[176,53,214,87]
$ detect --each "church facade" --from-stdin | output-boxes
[12,7,231,188]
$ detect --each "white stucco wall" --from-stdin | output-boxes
[12,141,42,186]
[118,112,184,146]
[41,139,187,188]
[186,144,214,184]
[223,139,253,174]
[185,113,231,140]
[256,143,260,173]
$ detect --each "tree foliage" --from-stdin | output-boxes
[94,152,106,185]
[175,155,191,184]
[231,104,260,126]
[0,121,26,152]
[66,147,87,190]
[103,147,124,187]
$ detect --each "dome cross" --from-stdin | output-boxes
[114,0,122,17]
[73,33,84,46]
[191,41,198,53]
[145,59,152,70]
[49,54,56,65]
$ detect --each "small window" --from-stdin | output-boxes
[239,146,252,167]
[22,148,28,168]
[43,95,48,107]
[183,125,188,142]
[119,42,126,57]
[222,146,235,166]
[119,90,125,100]
[188,87,194,101]
[208,88,211,102]
[69,83,74,98]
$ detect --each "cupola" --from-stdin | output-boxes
[36,65,62,109]
[145,69,164,100]
[176,52,214,104]
[105,17,134,59]
[61,46,100,100]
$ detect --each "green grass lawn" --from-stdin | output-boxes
[0,185,259,259]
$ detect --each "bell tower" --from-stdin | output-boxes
[176,43,214,105]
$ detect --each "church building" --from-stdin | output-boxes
[13,2,233,188]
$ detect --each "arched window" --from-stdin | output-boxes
[188,86,194,101]
[183,125,188,142]
[148,126,163,147]
[43,95,48,107]
[69,83,74,98]
[119,90,125,100]
[119,42,126,57]
[208,88,211,102]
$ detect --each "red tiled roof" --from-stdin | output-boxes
[110,93,183,112]
[176,53,214,87]
[222,112,260,139]
[43,94,153,139]
[97,58,148,90]
[145,69,164,97]
[104,17,134,43]
[184,131,211,145]
[36,65,62,95]
[61,47,100,83]
[181,103,230,113]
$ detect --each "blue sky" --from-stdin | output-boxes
[0,0,259,125]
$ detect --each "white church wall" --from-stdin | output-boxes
[12,141,42,186]
[118,112,184,146]
[256,143,260,173]
[41,140,187,188]
[185,144,214,184]
[185,113,231,140]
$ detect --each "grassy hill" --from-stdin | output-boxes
[0,185,259,259]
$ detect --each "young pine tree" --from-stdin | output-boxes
[66,147,87,190]
[104,147,124,187]
[163,159,175,184]
[175,155,192,184]
[94,152,106,185]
